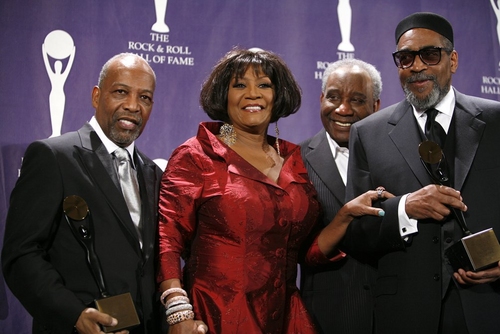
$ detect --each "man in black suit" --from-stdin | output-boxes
[300,58,382,333]
[2,53,162,334]
[344,12,500,334]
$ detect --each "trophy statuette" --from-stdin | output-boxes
[418,141,500,272]
[63,195,140,332]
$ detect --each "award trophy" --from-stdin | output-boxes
[418,141,500,272]
[42,30,75,138]
[63,195,140,332]
[151,0,170,33]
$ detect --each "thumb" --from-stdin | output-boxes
[97,312,118,327]
[195,321,208,333]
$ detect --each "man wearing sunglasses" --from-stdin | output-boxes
[342,12,500,334]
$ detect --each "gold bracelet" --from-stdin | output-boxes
[166,310,195,326]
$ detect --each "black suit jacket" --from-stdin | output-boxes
[2,123,162,334]
[300,129,376,334]
[344,89,500,334]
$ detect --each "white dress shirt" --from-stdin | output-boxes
[326,131,349,185]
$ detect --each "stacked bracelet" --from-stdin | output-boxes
[161,287,196,326]
[165,303,193,316]
[165,295,190,309]
[166,310,195,326]
[160,287,187,306]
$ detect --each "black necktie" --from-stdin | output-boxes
[425,108,447,148]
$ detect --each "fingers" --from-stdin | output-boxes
[196,321,208,333]
[375,186,395,200]
[368,188,387,216]
[437,185,468,211]
[376,187,385,200]
[454,270,488,285]
[92,310,118,328]
[75,308,118,334]
[405,184,467,220]
[454,263,500,285]
[344,189,387,218]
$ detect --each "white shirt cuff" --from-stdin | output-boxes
[398,194,418,238]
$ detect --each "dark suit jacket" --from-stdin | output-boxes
[344,89,500,334]
[2,123,163,334]
[300,129,376,334]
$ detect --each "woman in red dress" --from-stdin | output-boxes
[157,48,390,334]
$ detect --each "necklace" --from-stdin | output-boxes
[263,144,283,175]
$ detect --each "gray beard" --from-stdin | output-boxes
[403,75,449,111]
[109,128,140,147]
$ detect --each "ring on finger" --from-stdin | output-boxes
[376,186,385,199]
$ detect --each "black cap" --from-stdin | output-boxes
[395,12,453,45]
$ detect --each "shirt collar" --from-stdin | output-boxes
[89,116,135,160]
[325,131,348,159]
[413,86,455,118]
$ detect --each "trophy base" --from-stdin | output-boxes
[445,228,500,272]
[95,292,140,332]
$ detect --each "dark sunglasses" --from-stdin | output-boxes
[392,47,453,69]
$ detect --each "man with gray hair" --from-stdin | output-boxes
[300,58,382,333]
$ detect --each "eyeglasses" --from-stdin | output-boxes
[392,47,453,69]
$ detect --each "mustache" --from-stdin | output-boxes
[406,72,437,84]
[112,112,142,126]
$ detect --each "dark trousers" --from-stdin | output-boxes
[439,282,469,334]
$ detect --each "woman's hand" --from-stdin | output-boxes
[317,187,394,256]
[168,320,208,334]
[341,187,394,221]
[161,279,208,334]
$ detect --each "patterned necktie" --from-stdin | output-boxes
[425,108,447,148]
[114,148,142,247]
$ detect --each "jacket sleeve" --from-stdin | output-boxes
[1,140,86,332]
[342,124,406,257]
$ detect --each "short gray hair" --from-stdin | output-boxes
[97,53,156,87]
[321,58,382,101]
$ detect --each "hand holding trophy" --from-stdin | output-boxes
[63,195,140,332]
[418,141,500,272]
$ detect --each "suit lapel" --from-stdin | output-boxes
[388,101,431,187]
[76,124,142,255]
[135,150,159,262]
[387,91,485,192]
[453,91,485,191]
[305,130,345,204]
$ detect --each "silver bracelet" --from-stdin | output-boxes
[165,303,193,317]
[160,287,187,306]
[165,295,190,309]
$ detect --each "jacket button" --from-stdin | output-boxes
[433,274,440,281]
[275,248,285,258]
[278,220,288,227]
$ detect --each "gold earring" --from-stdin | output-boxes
[275,122,280,156]
[220,123,236,146]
